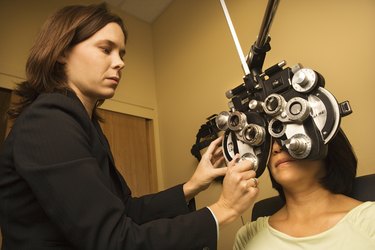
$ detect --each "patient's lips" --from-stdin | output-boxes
[275,156,296,168]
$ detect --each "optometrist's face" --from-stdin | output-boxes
[64,22,126,105]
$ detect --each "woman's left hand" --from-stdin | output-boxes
[183,136,226,201]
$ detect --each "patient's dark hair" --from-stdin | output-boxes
[269,128,357,200]
[8,3,127,120]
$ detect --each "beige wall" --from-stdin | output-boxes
[1,0,375,249]
[153,0,375,249]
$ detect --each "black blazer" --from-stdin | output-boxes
[0,92,216,250]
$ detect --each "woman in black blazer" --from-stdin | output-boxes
[0,3,259,250]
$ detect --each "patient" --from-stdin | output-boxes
[233,129,375,249]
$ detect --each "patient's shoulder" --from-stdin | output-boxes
[233,217,269,249]
[346,201,375,239]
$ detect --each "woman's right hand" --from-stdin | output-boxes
[209,154,259,226]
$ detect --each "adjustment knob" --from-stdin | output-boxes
[293,72,308,86]
[292,68,318,93]
[285,97,310,122]
[249,99,264,112]
[227,111,247,131]
[286,134,311,159]
[242,124,266,146]
[215,111,230,131]
[263,94,285,116]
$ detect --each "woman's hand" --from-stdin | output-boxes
[209,155,259,226]
[183,136,226,202]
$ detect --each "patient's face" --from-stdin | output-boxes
[268,140,325,189]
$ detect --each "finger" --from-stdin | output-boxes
[213,166,227,177]
[212,155,225,168]
[241,170,257,180]
[245,177,259,189]
[227,154,240,167]
[208,136,223,151]
[213,146,223,157]
[211,146,223,162]
[203,136,223,159]
[233,159,256,173]
[250,177,259,188]
[247,185,260,197]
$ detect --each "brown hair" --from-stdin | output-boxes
[8,3,128,119]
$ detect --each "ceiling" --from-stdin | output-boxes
[104,0,174,23]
